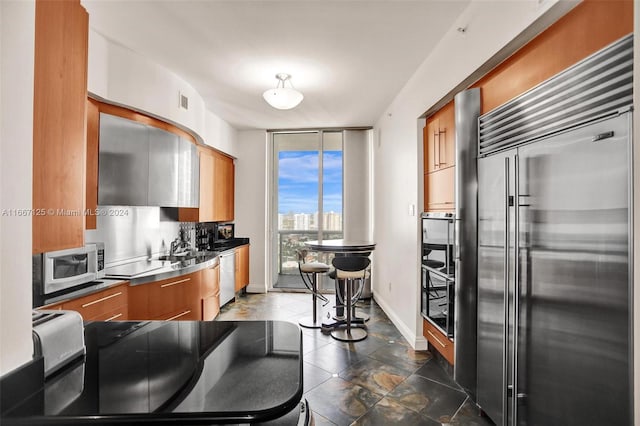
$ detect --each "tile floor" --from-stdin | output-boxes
[218,292,494,426]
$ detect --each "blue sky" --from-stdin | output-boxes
[278,151,342,214]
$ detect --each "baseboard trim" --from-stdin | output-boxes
[246,283,267,293]
[373,295,427,350]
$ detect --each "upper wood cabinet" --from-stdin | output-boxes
[86,99,100,230]
[424,102,455,174]
[179,147,215,222]
[423,100,456,213]
[179,147,234,222]
[213,151,235,222]
[32,0,89,253]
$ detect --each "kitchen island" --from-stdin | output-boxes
[1,320,308,425]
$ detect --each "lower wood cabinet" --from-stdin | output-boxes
[423,318,454,364]
[235,245,249,292]
[129,272,201,321]
[42,263,227,322]
[49,283,129,321]
[201,264,220,320]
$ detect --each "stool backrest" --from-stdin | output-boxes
[296,249,308,263]
[332,256,370,272]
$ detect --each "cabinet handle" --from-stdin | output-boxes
[433,130,439,169]
[427,330,446,348]
[81,292,122,308]
[161,278,190,288]
[105,313,123,321]
[439,129,447,165]
[166,310,191,321]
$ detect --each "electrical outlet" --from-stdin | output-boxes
[388,282,392,292]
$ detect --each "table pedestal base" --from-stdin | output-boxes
[331,327,367,342]
[298,316,323,329]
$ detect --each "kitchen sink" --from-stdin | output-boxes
[156,254,191,262]
[155,251,217,263]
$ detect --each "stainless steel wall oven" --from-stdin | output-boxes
[421,213,455,338]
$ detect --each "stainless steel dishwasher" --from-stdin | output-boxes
[219,250,236,306]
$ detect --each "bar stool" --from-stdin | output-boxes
[329,252,371,323]
[330,256,370,342]
[297,249,330,329]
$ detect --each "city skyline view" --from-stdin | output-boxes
[278,150,342,215]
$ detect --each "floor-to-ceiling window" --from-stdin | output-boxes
[272,131,343,290]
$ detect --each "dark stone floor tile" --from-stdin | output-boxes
[366,321,404,341]
[305,343,366,374]
[368,343,432,374]
[303,361,333,393]
[339,357,411,396]
[387,374,467,423]
[302,331,332,354]
[414,358,461,390]
[329,333,390,356]
[312,411,337,425]
[450,398,496,426]
[351,397,441,426]
[304,378,382,426]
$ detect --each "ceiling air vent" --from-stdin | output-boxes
[179,92,189,110]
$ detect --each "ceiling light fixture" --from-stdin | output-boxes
[262,73,304,110]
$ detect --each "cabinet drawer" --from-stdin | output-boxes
[423,318,454,365]
[63,284,128,321]
[147,273,200,318]
[202,294,220,321]
[426,166,455,211]
[92,306,128,322]
[155,305,201,321]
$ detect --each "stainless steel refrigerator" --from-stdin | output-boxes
[476,110,632,425]
[475,34,633,426]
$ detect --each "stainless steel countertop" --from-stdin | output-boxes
[123,253,221,286]
[40,244,249,308]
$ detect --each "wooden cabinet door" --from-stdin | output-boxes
[201,264,220,297]
[439,103,456,168]
[86,98,99,230]
[198,148,215,221]
[424,119,439,173]
[213,152,235,222]
[426,167,455,212]
[179,146,215,222]
[202,295,220,321]
[234,245,249,292]
[32,0,88,253]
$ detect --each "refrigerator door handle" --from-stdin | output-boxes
[512,154,521,426]
[502,157,510,425]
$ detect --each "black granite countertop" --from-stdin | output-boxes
[2,320,302,425]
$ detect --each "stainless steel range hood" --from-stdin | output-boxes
[98,113,199,208]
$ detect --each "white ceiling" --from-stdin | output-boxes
[83,0,470,130]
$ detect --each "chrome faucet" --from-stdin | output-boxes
[169,237,184,255]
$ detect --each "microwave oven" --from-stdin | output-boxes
[42,243,105,295]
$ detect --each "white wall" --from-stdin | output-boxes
[234,130,268,293]
[0,0,35,375]
[371,0,573,348]
[88,29,237,156]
